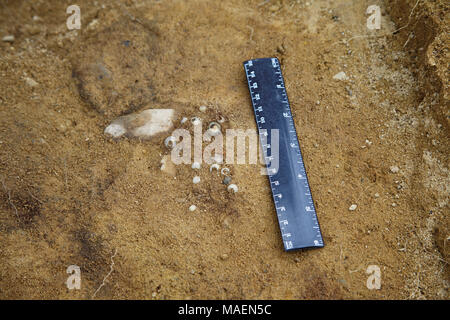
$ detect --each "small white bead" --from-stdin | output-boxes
[189,205,197,212]
[193,176,201,184]
[227,184,238,193]
[191,117,201,126]
[207,126,221,137]
[349,204,357,211]
[164,136,177,148]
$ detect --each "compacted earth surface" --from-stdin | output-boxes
[0,0,448,299]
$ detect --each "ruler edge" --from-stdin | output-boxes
[243,57,325,251]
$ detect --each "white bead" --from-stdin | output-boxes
[191,117,201,126]
[164,136,177,148]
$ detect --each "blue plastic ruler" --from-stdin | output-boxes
[243,57,324,251]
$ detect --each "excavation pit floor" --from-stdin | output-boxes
[0,0,448,299]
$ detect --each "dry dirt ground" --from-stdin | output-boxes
[0,0,448,299]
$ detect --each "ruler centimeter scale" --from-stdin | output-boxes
[243,57,324,251]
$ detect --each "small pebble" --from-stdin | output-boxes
[2,35,15,43]
[220,254,229,260]
[199,105,207,112]
[25,77,38,87]
[191,162,201,169]
[87,19,99,30]
[227,184,238,193]
[374,193,380,198]
[349,204,357,211]
[189,205,197,212]
[333,71,349,81]
[193,176,201,184]
[390,166,400,173]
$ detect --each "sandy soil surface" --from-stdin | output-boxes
[0,0,448,299]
